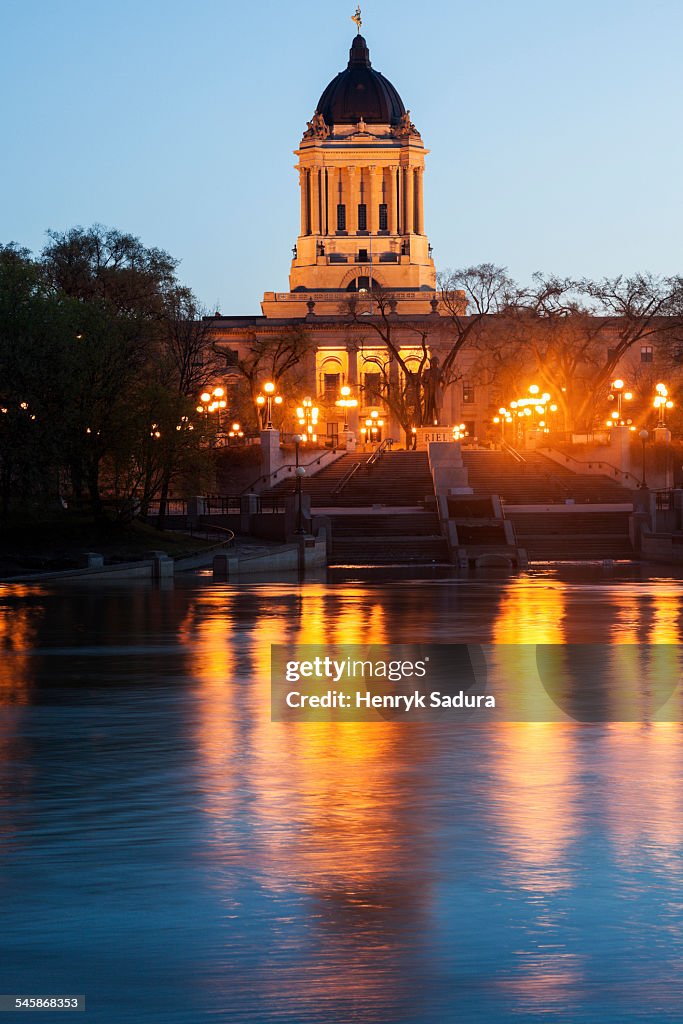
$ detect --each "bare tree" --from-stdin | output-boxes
[438,263,517,380]
[341,286,435,438]
[152,288,224,528]
[229,326,316,428]
[576,273,683,428]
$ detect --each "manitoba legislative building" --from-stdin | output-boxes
[209,25,487,445]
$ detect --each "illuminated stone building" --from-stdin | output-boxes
[210,24,486,442]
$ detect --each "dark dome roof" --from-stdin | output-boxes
[316,35,406,126]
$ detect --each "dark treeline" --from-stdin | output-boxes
[0,226,222,525]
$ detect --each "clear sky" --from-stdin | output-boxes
[2,0,682,313]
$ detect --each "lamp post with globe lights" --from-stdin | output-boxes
[653,383,674,429]
[335,385,358,435]
[607,379,634,426]
[197,387,227,429]
[293,433,307,534]
[228,422,244,445]
[256,381,283,430]
[296,398,319,442]
[507,385,553,446]
[638,429,649,489]
[360,409,384,447]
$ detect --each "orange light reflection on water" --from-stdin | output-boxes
[182,584,429,1019]
[0,585,43,704]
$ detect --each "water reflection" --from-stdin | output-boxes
[0,574,682,1021]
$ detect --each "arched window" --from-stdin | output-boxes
[361,357,386,405]
[346,277,381,292]
[318,356,343,399]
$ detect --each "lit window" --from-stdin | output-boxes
[463,382,475,404]
[641,345,653,363]
[323,372,340,398]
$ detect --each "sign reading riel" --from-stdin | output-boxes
[414,427,457,449]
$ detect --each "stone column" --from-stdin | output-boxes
[368,165,378,234]
[388,354,401,440]
[395,168,401,234]
[404,166,415,235]
[299,168,308,236]
[327,167,336,234]
[347,166,358,233]
[310,166,320,236]
[388,167,398,234]
[415,167,425,234]
[346,342,360,435]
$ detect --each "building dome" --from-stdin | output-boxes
[316,35,406,127]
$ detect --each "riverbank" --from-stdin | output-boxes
[0,515,216,577]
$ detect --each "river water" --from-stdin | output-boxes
[1,566,683,1022]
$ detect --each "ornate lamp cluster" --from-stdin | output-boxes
[335,385,358,432]
[653,382,674,427]
[493,385,558,439]
[603,379,674,430]
[296,397,319,442]
[256,382,283,430]
[197,386,227,425]
[361,409,384,444]
[605,378,634,426]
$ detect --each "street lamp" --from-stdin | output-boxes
[296,397,319,442]
[228,421,244,443]
[197,386,228,428]
[256,381,283,430]
[293,433,306,534]
[494,407,510,443]
[506,386,555,445]
[360,409,384,446]
[335,385,358,432]
[607,379,633,423]
[638,429,649,488]
[175,415,194,434]
[653,382,674,428]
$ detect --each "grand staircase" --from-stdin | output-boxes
[263,451,448,565]
[264,450,435,507]
[462,450,632,504]
[328,510,449,565]
[506,510,633,560]
[260,446,636,564]
[461,449,634,560]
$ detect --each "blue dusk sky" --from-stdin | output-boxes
[2,0,682,313]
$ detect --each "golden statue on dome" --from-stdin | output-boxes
[351,6,362,33]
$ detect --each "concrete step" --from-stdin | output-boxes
[330,513,442,536]
[462,451,632,504]
[330,535,450,565]
[266,450,436,508]
[508,511,632,536]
